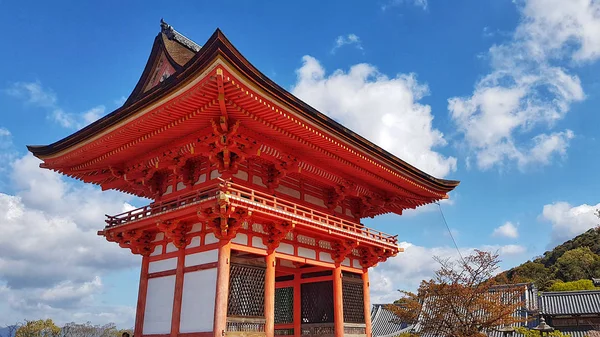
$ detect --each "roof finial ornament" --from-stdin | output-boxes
[160,18,174,36]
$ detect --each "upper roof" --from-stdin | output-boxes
[27,21,459,202]
[539,290,600,316]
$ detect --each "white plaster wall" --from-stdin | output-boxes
[153,233,165,242]
[276,243,294,255]
[166,242,177,253]
[298,247,316,259]
[210,170,220,180]
[190,223,203,233]
[148,258,177,273]
[180,269,217,333]
[342,258,351,267]
[205,233,218,245]
[275,185,301,199]
[150,245,162,257]
[233,170,248,181]
[304,194,325,207]
[232,233,248,245]
[195,173,207,185]
[185,249,218,267]
[319,252,334,263]
[177,182,186,191]
[187,236,201,248]
[252,175,266,187]
[252,236,266,249]
[164,185,173,195]
[143,275,176,334]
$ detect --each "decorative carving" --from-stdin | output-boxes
[197,191,251,240]
[324,186,346,213]
[261,155,299,192]
[173,156,203,186]
[262,221,294,253]
[357,246,397,269]
[331,239,358,265]
[156,219,193,249]
[105,230,157,256]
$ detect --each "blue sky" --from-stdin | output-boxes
[1,0,600,328]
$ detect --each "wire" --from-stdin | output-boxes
[435,201,466,264]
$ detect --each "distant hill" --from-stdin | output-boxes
[495,227,600,290]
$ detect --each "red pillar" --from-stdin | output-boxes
[265,252,276,337]
[134,255,150,337]
[171,248,186,337]
[333,265,344,337]
[214,241,231,337]
[293,273,301,337]
[362,271,372,337]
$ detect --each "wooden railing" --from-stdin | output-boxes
[105,184,221,227]
[104,179,398,247]
[223,180,398,246]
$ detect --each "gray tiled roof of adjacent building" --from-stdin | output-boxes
[371,304,412,337]
[539,290,600,315]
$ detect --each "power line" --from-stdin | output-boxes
[435,201,465,264]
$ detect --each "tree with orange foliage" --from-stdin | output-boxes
[388,250,528,337]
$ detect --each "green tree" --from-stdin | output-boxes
[554,247,600,281]
[15,320,60,337]
[549,279,598,291]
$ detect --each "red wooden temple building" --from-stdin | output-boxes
[28,21,459,337]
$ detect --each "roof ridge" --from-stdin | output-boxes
[160,19,201,52]
[541,289,600,295]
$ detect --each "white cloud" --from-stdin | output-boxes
[370,241,528,303]
[0,153,139,326]
[5,81,57,108]
[292,56,457,178]
[5,81,106,129]
[382,0,428,11]
[492,222,519,238]
[540,201,600,245]
[332,34,363,54]
[449,0,600,170]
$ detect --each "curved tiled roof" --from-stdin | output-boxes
[539,290,600,315]
[371,304,412,337]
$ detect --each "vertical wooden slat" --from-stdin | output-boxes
[362,271,372,337]
[333,265,344,337]
[171,248,186,337]
[265,252,276,337]
[214,241,232,337]
[293,273,302,337]
[134,255,150,337]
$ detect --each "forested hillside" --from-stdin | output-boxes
[496,227,600,290]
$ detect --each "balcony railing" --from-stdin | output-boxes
[105,179,398,247]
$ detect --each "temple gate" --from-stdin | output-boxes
[27,21,459,337]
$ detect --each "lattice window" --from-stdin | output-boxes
[228,264,265,317]
[297,235,316,246]
[301,281,334,323]
[343,277,365,323]
[252,223,266,234]
[275,287,294,324]
[319,240,332,250]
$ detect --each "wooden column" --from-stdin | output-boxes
[362,271,372,337]
[171,248,186,337]
[333,265,344,337]
[134,255,150,337]
[214,240,232,337]
[265,252,276,337]
[293,273,301,337]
